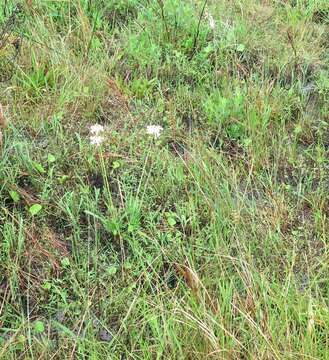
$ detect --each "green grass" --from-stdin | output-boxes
[0,0,328,358]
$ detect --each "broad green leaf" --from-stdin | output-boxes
[59,175,70,184]
[106,266,117,276]
[34,321,45,333]
[112,161,121,169]
[9,190,20,203]
[61,257,70,267]
[29,203,42,215]
[105,221,119,235]
[47,153,56,163]
[32,161,46,173]
[42,281,52,290]
[17,335,26,343]
[124,262,132,270]
[167,217,177,227]
[166,212,177,227]
[237,43,245,52]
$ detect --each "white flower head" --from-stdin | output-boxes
[90,124,105,135]
[205,11,216,30]
[209,14,216,30]
[90,135,104,146]
[146,125,163,139]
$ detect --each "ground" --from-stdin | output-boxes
[0,1,329,359]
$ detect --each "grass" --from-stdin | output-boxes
[0,0,328,358]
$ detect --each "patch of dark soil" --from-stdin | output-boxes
[105,175,122,208]
[93,226,126,260]
[238,178,267,204]
[104,4,139,27]
[181,113,193,133]
[235,49,264,79]
[148,260,179,293]
[293,235,326,292]
[312,8,329,24]
[276,160,321,192]
[86,171,122,209]
[276,168,295,187]
[96,99,126,129]
[161,261,179,289]
[95,79,136,132]
[167,139,186,157]
[0,277,8,294]
[281,200,313,236]
[210,135,247,161]
[268,63,320,89]
[99,328,113,342]
[1,193,23,213]
[48,216,73,245]
[280,201,326,290]
[87,171,104,189]
[296,117,329,150]
[16,172,36,192]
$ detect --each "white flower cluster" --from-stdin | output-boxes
[88,123,164,147]
[146,125,163,139]
[205,11,216,30]
[89,124,105,146]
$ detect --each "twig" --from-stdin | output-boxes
[191,0,208,57]
[287,29,297,60]
[3,0,8,16]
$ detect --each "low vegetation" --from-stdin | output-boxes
[0,0,328,358]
